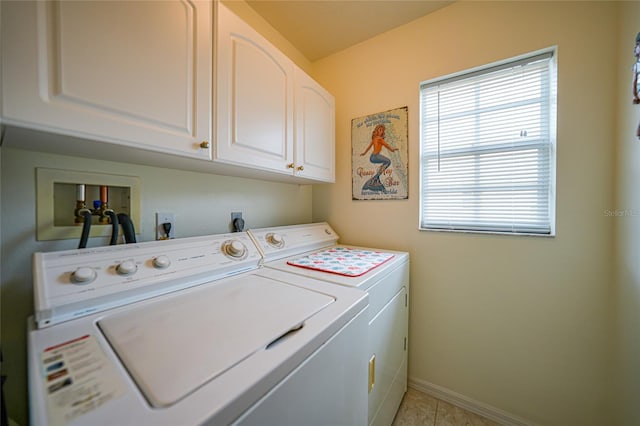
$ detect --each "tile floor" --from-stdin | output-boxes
[392,387,502,426]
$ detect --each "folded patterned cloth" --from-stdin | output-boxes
[287,247,395,277]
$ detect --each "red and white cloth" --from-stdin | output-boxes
[286,247,395,277]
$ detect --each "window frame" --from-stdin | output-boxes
[418,47,557,237]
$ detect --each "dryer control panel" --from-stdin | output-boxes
[33,233,261,328]
[248,222,339,261]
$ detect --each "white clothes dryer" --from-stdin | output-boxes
[28,232,368,426]
[248,222,410,426]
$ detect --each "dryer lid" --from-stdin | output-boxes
[98,274,334,408]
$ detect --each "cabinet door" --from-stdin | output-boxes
[2,0,212,159]
[369,286,408,426]
[294,69,336,182]
[215,3,294,175]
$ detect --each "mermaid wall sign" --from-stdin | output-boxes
[352,106,408,200]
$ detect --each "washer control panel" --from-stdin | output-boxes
[221,239,249,259]
[33,232,261,328]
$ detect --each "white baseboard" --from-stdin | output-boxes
[408,377,536,426]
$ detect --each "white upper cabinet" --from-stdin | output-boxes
[215,3,335,182]
[215,2,294,175]
[2,1,334,183]
[1,0,212,159]
[294,68,336,182]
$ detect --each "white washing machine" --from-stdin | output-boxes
[28,232,368,426]
[248,222,410,426]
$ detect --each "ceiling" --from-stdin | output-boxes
[245,0,454,62]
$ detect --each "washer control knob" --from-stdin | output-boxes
[226,240,246,257]
[116,260,137,276]
[153,255,171,269]
[72,267,97,284]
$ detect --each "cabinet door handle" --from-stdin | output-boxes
[286,163,295,169]
[296,165,304,171]
[200,141,210,149]
[368,354,375,393]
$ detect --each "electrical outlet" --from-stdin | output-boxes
[231,212,244,232]
[156,212,175,240]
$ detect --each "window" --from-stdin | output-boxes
[419,49,556,235]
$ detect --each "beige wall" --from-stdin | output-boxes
[312,2,616,425]
[0,148,312,424]
[3,1,635,425]
[614,2,640,425]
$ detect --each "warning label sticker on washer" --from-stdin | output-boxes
[41,334,126,425]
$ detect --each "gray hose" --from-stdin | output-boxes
[78,211,92,249]
[117,213,136,243]
[104,210,119,245]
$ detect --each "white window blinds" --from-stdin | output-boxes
[420,50,556,235]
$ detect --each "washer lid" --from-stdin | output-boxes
[98,274,334,408]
